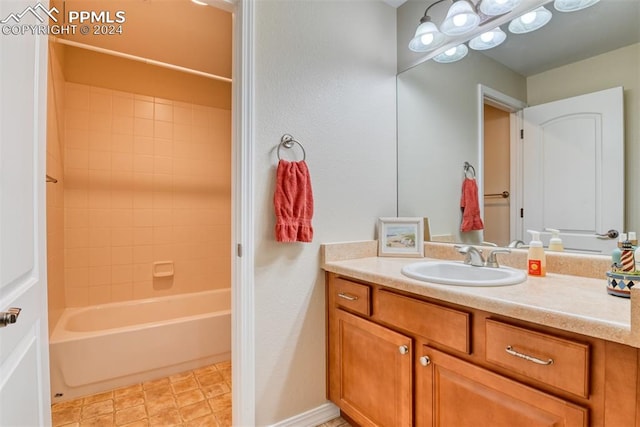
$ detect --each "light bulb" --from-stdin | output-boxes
[453,14,468,27]
[480,32,494,42]
[420,33,435,45]
[445,47,457,56]
[521,11,536,24]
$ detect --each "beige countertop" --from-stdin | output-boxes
[321,241,640,348]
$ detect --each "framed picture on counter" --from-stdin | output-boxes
[378,217,424,258]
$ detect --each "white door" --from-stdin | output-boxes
[0,0,52,425]
[522,87,624,253]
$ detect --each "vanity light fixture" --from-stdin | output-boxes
[469,26,507,50]
[553,0,600,12]
[508,6,552,34]
[409,16,447,52]
[479,0,522,16]
[433,44,468,63]
[441,0,481,36]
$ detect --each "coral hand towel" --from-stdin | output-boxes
[274,159,314,242]
[460,177,484,232]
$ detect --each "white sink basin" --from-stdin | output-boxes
[401,261,526,287]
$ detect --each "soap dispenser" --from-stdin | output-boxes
[546,228,564,252]
[527,230,546,277]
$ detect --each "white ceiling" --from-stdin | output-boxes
[392,0,640,76]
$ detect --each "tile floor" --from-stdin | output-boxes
[51,361,231,427]
[316,417,352,427]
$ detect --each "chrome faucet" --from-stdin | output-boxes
[485,248,511,268]
[456,245,485,267]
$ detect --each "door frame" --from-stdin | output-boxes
[477,85,527,244]
[231,0,255,425]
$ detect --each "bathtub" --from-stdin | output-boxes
[49,289,230,402]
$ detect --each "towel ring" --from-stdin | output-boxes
[464,161,476,178]
[277,134,306,161]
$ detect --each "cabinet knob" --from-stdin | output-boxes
[398,345,409,355]
[419,356,431,366]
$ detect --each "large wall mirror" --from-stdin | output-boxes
[397,0,640,254]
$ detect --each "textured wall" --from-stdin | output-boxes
[254,1,397,424]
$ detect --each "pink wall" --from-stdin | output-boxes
[63,83,231,306]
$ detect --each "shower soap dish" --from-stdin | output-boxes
[153,261,175,278]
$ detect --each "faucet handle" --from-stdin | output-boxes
[485,248,511,268]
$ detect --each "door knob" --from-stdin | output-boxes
[0,308,21,328]
[419,356,431,366]
[398,345,409,355]
[596,229,619,239]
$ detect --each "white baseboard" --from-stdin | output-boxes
[268,402,340,427]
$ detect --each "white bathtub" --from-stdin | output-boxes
[49,289,230,402]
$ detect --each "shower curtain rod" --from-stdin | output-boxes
[49,37,232,84]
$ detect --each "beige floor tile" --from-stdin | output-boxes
[185,413,219,427]
[144,385,173,401]
[145,394,178,417]
[83,391,114,405]
[207,393,231,414]
[52,407,82,426]
[79,413,114,426]
[171,376,199,395]
[213,410,231,427]
[214,361,230,371]
[148,408,182,426]
[201,383,230,399]
[52,398,83,412]
[179,400,212,422]
[143,377,170,390]
[176,389,205,408]
[81,400,114,420]
[52,361,232,427]
[114,384,144,398]
[193,365,218,378]
[115,405,147,426]
[169,371,194,383]
[115,391,146,411]
[121,420,150,427]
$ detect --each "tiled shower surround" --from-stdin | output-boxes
[62,83,231,306]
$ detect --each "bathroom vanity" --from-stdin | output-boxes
[323,242,640,426]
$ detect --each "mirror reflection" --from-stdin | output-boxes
[397,0,640,254]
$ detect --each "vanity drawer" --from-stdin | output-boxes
[375,290,470,354]
[485,319,590,398]
[332,277,371,316]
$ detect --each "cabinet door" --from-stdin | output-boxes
[329,309,412,427]
[415,346,588,427]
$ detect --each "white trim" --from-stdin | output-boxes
[477,84,527,242]
[231,0,256,426]
[268,403,340,427]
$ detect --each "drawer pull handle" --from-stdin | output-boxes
[419,356,431,366]
[505,346,554,366]
[338,293,358,301]
[398,345,409,355]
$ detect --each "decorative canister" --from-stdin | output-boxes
[620,240,636,272]
[606,270,639,298]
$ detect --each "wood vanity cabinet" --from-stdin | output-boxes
[326,272,640,427]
